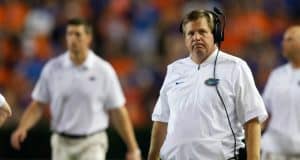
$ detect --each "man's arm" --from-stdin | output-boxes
[261,111,271,134]
[109,106,141,160]
[148,121,167,160]
[0,101,12,127]
[244,117,261,160]
[11,101,45,150]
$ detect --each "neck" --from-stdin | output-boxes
[191,53,209,64]
[190,46,217,64]
[70,50,88,66]
[292,60,300,68]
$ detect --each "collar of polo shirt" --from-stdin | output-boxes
[188,47,219,68]
[63,50,95,69]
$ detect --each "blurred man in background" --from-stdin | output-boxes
[0,94,12,127]
[261,26,300,160]
[148,9,268,160]
[10,18,141,160]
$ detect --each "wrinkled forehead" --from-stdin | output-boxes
[184,17,211,31]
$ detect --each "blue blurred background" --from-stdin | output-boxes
[0,0,299,159]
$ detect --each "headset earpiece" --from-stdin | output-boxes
[212,15,222,43]
[204,10,223,44]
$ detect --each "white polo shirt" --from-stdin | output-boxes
[152,49,268,160]
[32,50,125,135]
[262,63,300,154]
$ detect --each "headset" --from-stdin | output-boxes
[180,8,240,160]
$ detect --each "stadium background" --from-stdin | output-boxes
[0,0,299,159]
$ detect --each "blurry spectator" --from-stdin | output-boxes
[10,18,141,160]
[128,0,159,60]
[261,26,300,160]
[0,0,28,34]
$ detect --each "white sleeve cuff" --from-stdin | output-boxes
[0,94,6,107]
[152,115,169,123]
[243,108,268,124]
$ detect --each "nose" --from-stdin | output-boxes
[68,34,80,44]
[192,32,202,41]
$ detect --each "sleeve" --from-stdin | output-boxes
[262,71,276,113]
[104,64,126,109]
[0,94,6,107]
[31,63,51,104]
[234,61,268,124]
[151,66,171,123]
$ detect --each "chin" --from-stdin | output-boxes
[69,49,80,54]
[194,49,206,55]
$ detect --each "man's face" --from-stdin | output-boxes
[66,25,91,54]
[183,17,215,57]
[282,28,300,60]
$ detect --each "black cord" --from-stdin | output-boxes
[213,47,237,160]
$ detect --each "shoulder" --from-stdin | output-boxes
[265,63,289,81]
[167,57,192,74]
[218,51,247,67]
[270,63,289,75]
[90,53,119,80]
[167,57,189,69]
[92,54,116,73]
[217,51,256,84]
[215,51,251,77]
[42,53,67,73]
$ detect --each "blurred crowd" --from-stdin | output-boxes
[0,0,299,128]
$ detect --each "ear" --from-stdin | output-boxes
[87,34,92,45]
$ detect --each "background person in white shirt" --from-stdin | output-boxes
[0,94,12,127]
[261,26,300,160]
[148,9,268,160]
[10,18,141,160]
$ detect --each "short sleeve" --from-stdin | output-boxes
[262,71,276,113]
[152,66,171,123]
[104,64,126,109]
[235,61,268,124]
[32,63,51,104]
[0,94,6,107]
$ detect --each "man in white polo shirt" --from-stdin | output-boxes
[148,9,268,160]
[0,94,12,127]
[261,26,300,160]
[10,18,141,160]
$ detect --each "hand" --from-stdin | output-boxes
[11,128,27,150]
[126,149,142,160]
